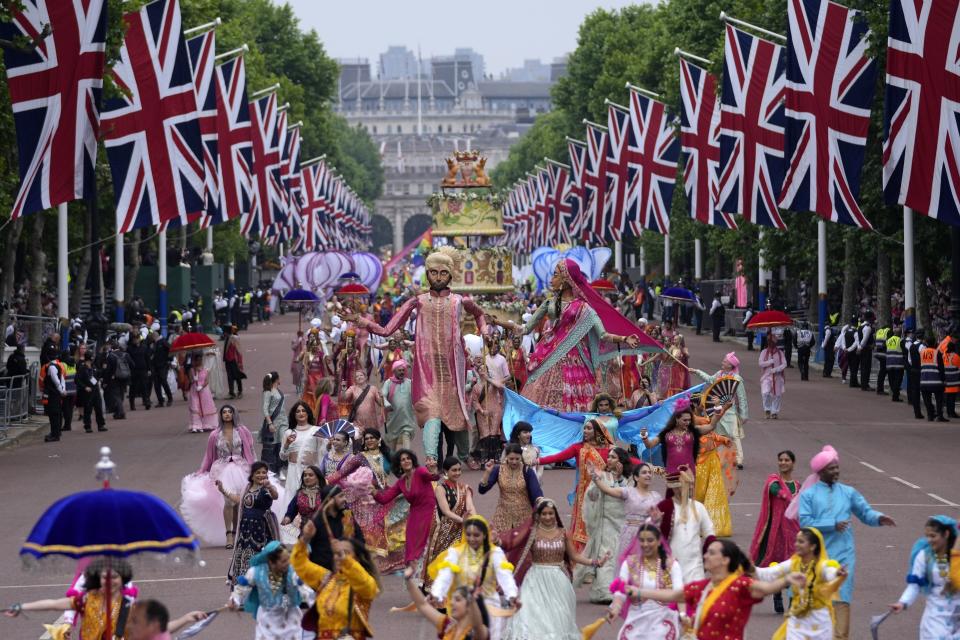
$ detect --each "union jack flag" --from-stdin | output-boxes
[1,0,106,219]
[583,122,610,242]
[605,104,634,241]
[186,28,220,227]
[284,124,302,217]
[101,0,205,233]
[883,0,960,224]
[214,54,254,222]
[678,58,738,229]
[545,162,573,245]
[718,24,788,228]
[780,0,876,228]
[533,169,550,247]
[243,91,285,236]
[300,162,328,251]
[566,138,588,239]
[627,88,680,236]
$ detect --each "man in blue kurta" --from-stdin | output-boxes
[797,445,896,640]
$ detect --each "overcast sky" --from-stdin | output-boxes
[284,0,645,77]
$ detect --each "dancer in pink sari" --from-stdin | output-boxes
[493,260,661,412]
[188,359,218,433]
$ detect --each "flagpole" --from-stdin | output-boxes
[817,219,827,362]
[250,83,280,99]
[214,44,248,61]
[114,234,124,322]
[57,204,69,337]
[758,228,767,311]
[719,11,787,41]
[158,230,168,337]
[694,237,702,282]
[674,47,712,66]
[615,240,623,271]
[664,235,671,283]
[183,17,220,36]
[203,226,214,266]
[639,243,646,277]
[903,207,915,331]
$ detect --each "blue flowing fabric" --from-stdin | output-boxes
[501,384,705,457]
[21,488,198,560]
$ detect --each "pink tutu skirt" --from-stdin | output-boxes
[180,460,286,546]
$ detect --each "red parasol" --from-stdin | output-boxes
[169,331,216,353]
[746,310,795,329]
[590,278,617,293]
[336,282,370,296]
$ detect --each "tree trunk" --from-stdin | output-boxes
[0,218,24,366]
[70,206,93,317]
[807,279,818,323]
[841,230,857,324]
[26,212,46,346]
[876,244,891,328]
[712,244,723,280]
[916,258,930,337]
[124,229,141,304]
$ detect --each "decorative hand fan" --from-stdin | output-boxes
[316,419,358,440]
[701,376,740,416]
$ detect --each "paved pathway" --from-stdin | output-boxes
[0,314,956,639]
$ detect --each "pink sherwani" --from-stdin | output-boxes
[358,289,486,431]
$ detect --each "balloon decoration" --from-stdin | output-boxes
[530,247,613,292]
[270,252,384,295]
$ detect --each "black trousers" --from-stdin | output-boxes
[887,368,904,401]
[875,358,887,393]
[947,392,958,417]
[153,368,173,404]
[45,398,62,439]
[82,389,106,430]
[226,361,244,396]
[107,381,127,417]
[61,395,75,432]
[859,348,873,389]
[922,386,945,420]
[907,369,923,417]
[129,370,151,408]
[746,331,755,350]
[822,347,835,377]
[847,352,861,387]
[712,321,722,342]
[797,347,811,380]
[784,341,793,367]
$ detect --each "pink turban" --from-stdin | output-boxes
[723,352,740,374]
[393,359,408,371]
[785,444,839,521]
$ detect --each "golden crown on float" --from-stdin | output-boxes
[426,151,513,294]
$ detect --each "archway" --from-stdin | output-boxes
[370,214,394,253]
[403,214,432,245]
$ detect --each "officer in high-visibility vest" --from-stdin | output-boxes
[943,340,960,418]
[884,328,905,403]
[873,326,890,395]
[919,333,948,422]
[904,328,925,419]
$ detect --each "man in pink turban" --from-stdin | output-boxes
[791,444,896,640]
[381,357,414,451]
[692,351,749,467]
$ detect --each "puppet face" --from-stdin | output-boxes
[427,266,452,291]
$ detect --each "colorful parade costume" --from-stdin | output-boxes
[479,462,543,540]
[422,479,473,590]
[231,541,307,639]
[683,573,763,639]
[694,431,737,537]
[517,259,659,413]
[575,472,627,603]
[373,465,440,565]
[610,551,683,640]
[188,366,218,432]
[756,528,845,640]
[227,484,280,585]
[750,473,800,567]
[896,515,960,640]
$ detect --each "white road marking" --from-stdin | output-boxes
[0,575,225,589]
[859,461,885,473]
[732,502,950,507]
[928,493,960,507]
[891,476,922,489]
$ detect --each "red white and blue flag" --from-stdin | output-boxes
[186,28,221,227]
[781,0,876,228]
[718,24,787,229]
[243,91,285,236]
[299,162,329,251]
[678,58,738,229]
[583,121,610,242]
[1,0,106,219]
[101,0,205,233]
[214,54,254,222]
[627,87,680,236]
[883,0,960,225]
[545,162,573,245]
[566,138,588,240]
[604,104,634,241]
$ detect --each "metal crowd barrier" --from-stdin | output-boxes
[0,364,37,438]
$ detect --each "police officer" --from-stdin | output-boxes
[821,313,839,378]
[884,327,905,403]
[919,333,948,422]
[60,345,79,433]
[857,312,875,391]
[905,328,924,419]
[795,322,815,381]
[874,324,890,395]
[841,316,860,386]
[77,350,107,432]
[42,353,66,442]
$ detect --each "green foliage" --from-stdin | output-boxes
[495,0,948,308]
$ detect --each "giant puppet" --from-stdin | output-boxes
[348,247,487,461]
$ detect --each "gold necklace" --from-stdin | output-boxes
[936,552,950,579]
